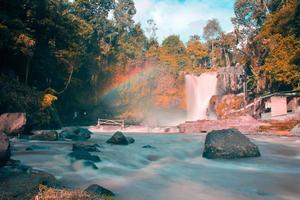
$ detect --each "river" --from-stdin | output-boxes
[12,133,300,200]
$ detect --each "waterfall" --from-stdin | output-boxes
[185,72,218,121]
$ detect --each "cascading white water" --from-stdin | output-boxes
[185,72,218,121]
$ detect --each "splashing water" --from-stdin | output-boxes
[185,72,218,121]
[12,133,300,200]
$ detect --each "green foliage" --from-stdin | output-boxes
[0,75,61,130]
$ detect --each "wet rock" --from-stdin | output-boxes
[83,161,98,170]
[85,184,115,197]
[0,132,10,166]
[76,127,93,135]
[26,145,50,151]
[202,128,261,159]
[106,131,135,145]
[61,127,91,141]
[127,137,135,144]
[0,160,59,200]
[68,150,101,162]
[72,143,100,152]
[0,113,26,135]
[30,130,58,141]
[290,124,300,135]
[142,145,156,149]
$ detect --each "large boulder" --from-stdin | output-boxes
[29,130,58,141]
[290,124,300,135]
[0,160,58,199]
[0,113,26,135]
[203,129,261,159]
[106,131,135,145]
[85,184,115,197]
[60,127,92,141]
[0,132,10,166]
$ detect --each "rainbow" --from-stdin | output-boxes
[100,63,157,100]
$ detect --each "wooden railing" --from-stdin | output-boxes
[96,119,125,129]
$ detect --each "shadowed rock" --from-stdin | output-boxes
[127,137,135,144]
[72,143,100,152]
[26,145,50,151]
[202,128,261,159]
[61,127,92,141]
[0,132,10,166]
[83,161,98,169]
[0,160,59,200]
[142,145,156,149]
[85,184,115,197]
[106,131,135,145]
[68,150,101,162]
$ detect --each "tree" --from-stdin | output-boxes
[186,36,208,67]
[160,35,189,72]
[113,0,136,32]
[203,19,222,67]
[145,19,158,42]
[258,0,300,91]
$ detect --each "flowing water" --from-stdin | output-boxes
[11,133,300,200]
[185,73,218,121]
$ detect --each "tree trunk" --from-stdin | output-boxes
[211,40,214,67]
[25,57,31,85]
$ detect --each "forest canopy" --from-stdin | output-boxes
[0,0,299,125]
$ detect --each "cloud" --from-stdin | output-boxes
[133,0,235,43]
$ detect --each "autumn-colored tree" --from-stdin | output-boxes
[258,0,300,91]
[186,36,208,68]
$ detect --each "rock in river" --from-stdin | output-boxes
[85,184,115,197]
[61,127,92,141]
[72,143,101,152]
[202,128,261,159]
[0,132,10,166]
[0,160,58,200]
[106,131,135,145]
[68,150,101,162]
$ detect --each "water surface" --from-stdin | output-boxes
[12,133,300,200]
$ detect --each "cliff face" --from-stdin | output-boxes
[217,65,244,95]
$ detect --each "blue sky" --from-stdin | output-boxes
[133,0,235,43]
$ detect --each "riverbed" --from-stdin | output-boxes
[11,133,300,200]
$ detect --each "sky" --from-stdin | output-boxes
[133,0,236,43]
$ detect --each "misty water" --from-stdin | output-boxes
[12,133,300,200]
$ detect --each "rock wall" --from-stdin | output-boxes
[217,65,244,95]
[178,115,261,134]
[209,94,245,119]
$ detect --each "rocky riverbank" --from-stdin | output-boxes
[0,112,117,200]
